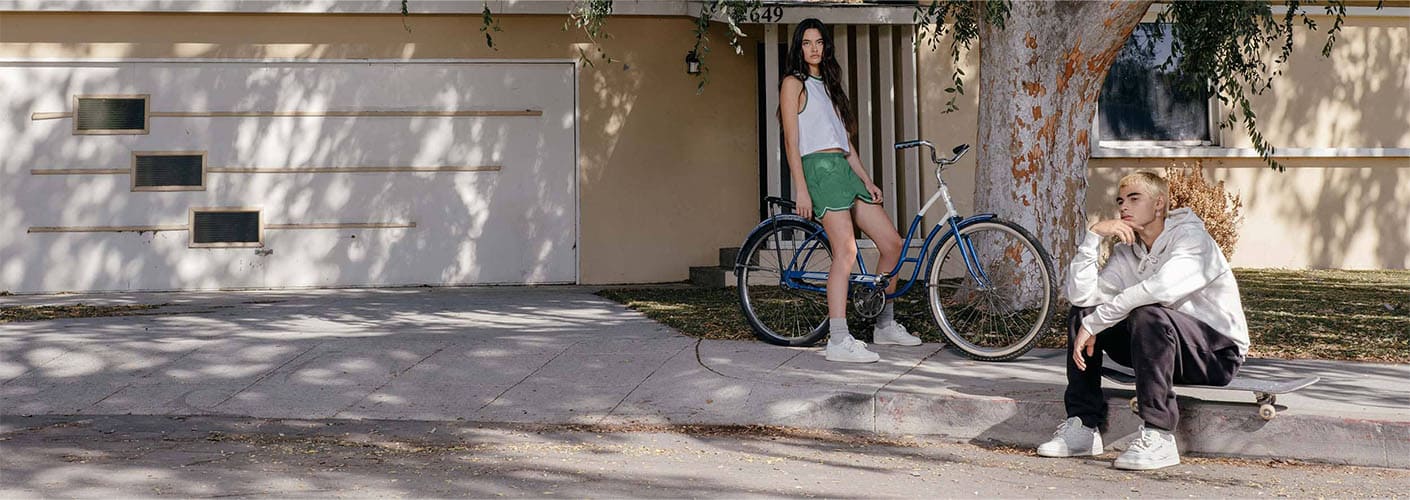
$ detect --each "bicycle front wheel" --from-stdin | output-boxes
[925,219,1056,361]
[737,219,833,346]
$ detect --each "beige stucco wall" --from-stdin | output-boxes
[916,30,981,230]
[912,14,1408,270]
[1089,15,1409,270]
[1,10,1404,287]
[1086,158,1409,269]
[0,12,761,284]
[1225,14,1409,149]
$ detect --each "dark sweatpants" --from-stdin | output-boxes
[1066,305,1244,431]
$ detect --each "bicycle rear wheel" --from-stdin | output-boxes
[925,218,1056,361]
[737,219,833,346]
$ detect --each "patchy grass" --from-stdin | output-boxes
[598,286,759,342]
[1232,269,1409,363]
[597,268,1410,363]
[0,303,161,323]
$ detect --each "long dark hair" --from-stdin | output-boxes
[784,18,856,140]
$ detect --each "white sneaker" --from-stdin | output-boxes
[1114,425,1180,470]
[1036,417,1104,458]
[873,322,922,346]
[825,336,880,363]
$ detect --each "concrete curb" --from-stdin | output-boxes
[873,390,1410,468]
[593,385,1410,469]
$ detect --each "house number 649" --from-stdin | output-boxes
[748,6,785,23]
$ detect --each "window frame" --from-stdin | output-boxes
[1090,23,1221,151]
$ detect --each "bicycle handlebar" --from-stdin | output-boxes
[894,140,970,167]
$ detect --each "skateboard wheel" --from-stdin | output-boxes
[1129,397,1139,414]
[1259,404,1276,421]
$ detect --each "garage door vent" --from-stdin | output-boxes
[74,95,149,134]
[133,152,205,191]
[190,209,261,248]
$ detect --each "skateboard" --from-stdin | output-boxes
[1100,365,1319,421]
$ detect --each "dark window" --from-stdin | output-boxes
[1098,24,1211,143]
[75,96,148,134]
[133,153,204,190]
[191,210,261,247]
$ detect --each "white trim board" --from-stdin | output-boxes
[0,58,578,65]
[0,0,922,21]
[1092,146,1410,159]
[0,0,684,15]
[1143,3,1409,19]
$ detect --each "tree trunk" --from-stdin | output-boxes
[974,0,1151,296]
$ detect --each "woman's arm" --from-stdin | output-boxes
[844,139,884,204]
[780,76,811,218]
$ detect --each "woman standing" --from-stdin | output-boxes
[780,18,920,363]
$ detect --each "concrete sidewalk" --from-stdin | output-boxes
[2,286,1406,468]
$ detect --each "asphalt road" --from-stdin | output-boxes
[2,416,1405,498]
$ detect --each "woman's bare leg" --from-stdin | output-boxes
[819,210,858,319]
[852,201,904,294]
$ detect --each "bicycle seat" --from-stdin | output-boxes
[765,196,796,211]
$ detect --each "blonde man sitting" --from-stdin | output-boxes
[1037,171,1249,471]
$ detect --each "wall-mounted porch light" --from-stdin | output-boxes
[685,51,701,75]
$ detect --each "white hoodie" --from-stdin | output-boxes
[1066,208,1250,356]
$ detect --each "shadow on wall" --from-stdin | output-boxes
[1244,15,1410,269]
[1259,16,1410,150]
[1259,164,1408,269]
[0,52,579,293]
[1087,162,1408,270]
[1084,17,1408,270]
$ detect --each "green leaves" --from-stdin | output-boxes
[482,3,504,51]
[690,0,763,94]
[567,0,614,40]
[393,0,1370,158]
[1149,0,1362,171]
[568,0,616,66]
[910,0,1369,168]
[915,1,1011,114]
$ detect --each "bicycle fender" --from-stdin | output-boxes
[921,213,998,279]
[734,215,824,277]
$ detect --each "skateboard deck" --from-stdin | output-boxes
[1100,365,1319,420]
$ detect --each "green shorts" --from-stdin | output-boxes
[802,151,877,219]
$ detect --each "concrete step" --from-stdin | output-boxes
[719,247,742,267]
[689,266,734,288]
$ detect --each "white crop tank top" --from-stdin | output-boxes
[796,75,851,155]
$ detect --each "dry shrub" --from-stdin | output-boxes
[1165,160,1243,260]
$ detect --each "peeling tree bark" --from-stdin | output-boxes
[975,0,1152,294]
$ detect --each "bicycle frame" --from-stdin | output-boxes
[757,142,995,299]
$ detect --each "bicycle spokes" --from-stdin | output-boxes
[737,221,834,346]
[928,220,1055,361]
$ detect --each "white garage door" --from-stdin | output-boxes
[0,60,577,293]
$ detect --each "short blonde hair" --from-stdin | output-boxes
[1118,171,1168,202]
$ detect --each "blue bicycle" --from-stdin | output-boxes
[734,141,1057,361]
